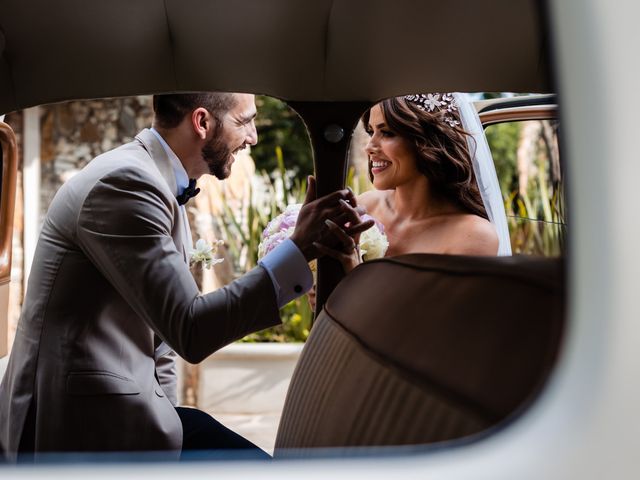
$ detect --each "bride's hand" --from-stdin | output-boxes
[313,219,362,273]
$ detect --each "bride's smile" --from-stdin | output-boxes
[370,159,391,174]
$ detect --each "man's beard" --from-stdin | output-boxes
[201,133,233,179]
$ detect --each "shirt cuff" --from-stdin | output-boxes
[258,238,313,308]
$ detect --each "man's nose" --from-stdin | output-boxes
[246,122,258,146]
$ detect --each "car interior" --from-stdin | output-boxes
[0,0,580,472]
[276,253,564,453]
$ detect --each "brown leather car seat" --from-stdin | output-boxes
[274,254,564,455]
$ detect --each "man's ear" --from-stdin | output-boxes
[191,107,210,140]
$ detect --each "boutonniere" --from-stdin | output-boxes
[189,239,225,269]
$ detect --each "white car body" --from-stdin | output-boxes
[0,0,639,477]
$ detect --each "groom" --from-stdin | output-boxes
[0,92,370,461]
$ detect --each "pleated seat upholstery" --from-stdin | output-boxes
[274,254,564,454]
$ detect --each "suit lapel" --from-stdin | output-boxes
[135,129,192,263]
[179,207,193,263]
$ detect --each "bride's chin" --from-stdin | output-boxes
[373,178,391,190]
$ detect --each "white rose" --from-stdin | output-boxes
[189,238,224,269]
[359,225,389,261]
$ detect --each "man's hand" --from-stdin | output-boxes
[290,176,374,262]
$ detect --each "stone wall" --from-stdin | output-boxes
[39,96,154,207]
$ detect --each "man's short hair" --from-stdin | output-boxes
[152,92,237,129]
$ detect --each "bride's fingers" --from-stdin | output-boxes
[331,214,371,234]
[345,218,375,236]
[337,199,365,224]
[324,219,357,250]
[318,197,365,227]
[333,201,372,228]
[324,199,356,226]
[344,202,366,217]
[313,241,354,262]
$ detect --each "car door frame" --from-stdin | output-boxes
[0,122,18,357]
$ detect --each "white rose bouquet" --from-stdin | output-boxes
[257,203,388,271]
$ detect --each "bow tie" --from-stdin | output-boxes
[176,179,201,206]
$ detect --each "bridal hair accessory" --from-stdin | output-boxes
[404,93,461,128]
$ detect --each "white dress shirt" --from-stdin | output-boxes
[150,128,312,307]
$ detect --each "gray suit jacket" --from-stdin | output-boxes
[0,129,280,460]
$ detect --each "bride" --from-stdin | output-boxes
[316,92,511,272]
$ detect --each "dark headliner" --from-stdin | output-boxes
[0,0,550,113]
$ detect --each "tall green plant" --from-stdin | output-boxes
[214,148,310,342]
[489,119,565,256]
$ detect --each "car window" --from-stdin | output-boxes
[485,118,564,256]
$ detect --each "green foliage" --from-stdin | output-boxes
[345,164,371,196]
[241,296,312,343]
[485,122,521,192]
[485,119,565,256]
[218,150,307,273]
[215,149,311,342]
[252,95,314,177]
[215,97,314,342]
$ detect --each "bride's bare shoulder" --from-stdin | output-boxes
[357,189,389,213]
[447,215,500,256]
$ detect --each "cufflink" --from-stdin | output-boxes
[294,285,303,294]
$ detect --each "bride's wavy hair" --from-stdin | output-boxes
[363,96,488,220]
